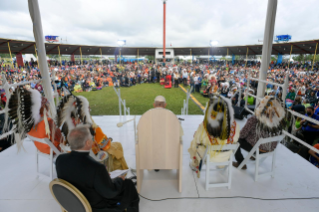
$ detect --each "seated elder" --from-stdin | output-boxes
[56,126,139,212]
[233,96,286,169]
[189,94,239,177]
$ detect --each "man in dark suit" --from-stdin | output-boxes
[56,126,139,212]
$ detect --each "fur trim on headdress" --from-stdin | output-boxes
[6,87,51,151]
[56,94,77,127]
[29,88,42,125]
[255,96,286,142]
[77,96,92,125]
[203,94,234,140]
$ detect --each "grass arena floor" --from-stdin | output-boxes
[74,83,208,115]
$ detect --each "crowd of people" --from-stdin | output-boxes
[0,59,319,168]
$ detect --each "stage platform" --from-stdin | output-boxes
[1,115,319,212]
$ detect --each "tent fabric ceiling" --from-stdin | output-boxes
[0,37,318,56]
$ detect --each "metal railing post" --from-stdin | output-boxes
[119,89,122,116]
[237,89,242,107]
[123,99,126,117]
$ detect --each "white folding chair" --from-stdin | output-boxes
[238,135,285,181]
[202,143,239,190]
[27,135,62,180]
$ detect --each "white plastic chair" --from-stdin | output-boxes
[238,135,285,181]
[202,143,239,190]
[27,135,61,180]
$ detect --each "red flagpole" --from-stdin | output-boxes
[163,0,166,63]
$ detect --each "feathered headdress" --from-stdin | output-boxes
[255,96,286,137]
[203,94,234,140]
[6,87,51,151]
[56,93,97,140]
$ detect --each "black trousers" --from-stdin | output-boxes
[234,138,265,165]
[95,179,139,212]
[303,131,319,146]
[116,179,139,212]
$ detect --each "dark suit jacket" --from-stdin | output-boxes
[56,151,124,209]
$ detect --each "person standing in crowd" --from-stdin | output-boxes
[300,106,319,146]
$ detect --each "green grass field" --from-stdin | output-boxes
[74,83,204,115]
[183,85,209,108]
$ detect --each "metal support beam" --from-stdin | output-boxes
[257,0,277,101]
[247,46,257,54]
[288,45,293,69]
[79,47,83,65]
[312,43,318,71]
[47,44,60,54]
[271,46,279,54]
[245,47,249,68]
[71,46,80,55]
[0,41,9,47]
[291,43,311,54]
[7,42,13,66]
[93,48,100,55]
[19,43,34,52]
[58,46,62,65]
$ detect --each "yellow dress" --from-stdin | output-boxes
[188,121,240,177]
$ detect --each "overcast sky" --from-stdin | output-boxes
[1,0,319,47]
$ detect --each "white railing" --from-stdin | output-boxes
[244,70,319,155]
[181,86,193,115]
[0,73,59,140]
[113,86,130,118]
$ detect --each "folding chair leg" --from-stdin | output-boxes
[271,150,278,178]
[36,151,39,178]
[205,155,210,191]
[255,149,260,181]
[228,154,233,189]
[50,148,53,180]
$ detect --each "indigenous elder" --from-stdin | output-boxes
[57,94,129,172]
[56,126,139,212]
[233,96,286,169]
[6,87,62,153]
[188,94,240,177]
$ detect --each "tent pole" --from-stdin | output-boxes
[28,0,56,115]
[256,0,278,102]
